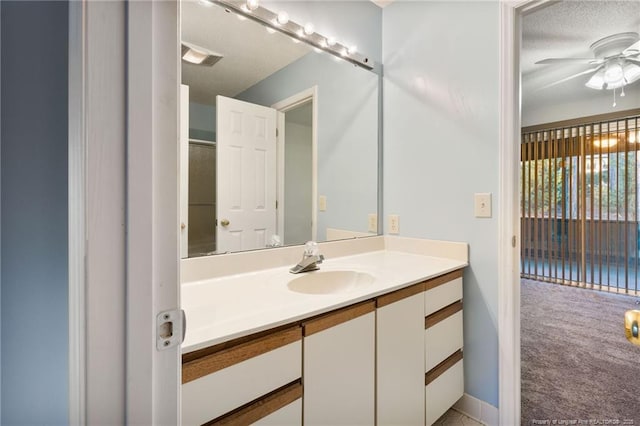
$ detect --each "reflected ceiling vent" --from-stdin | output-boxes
[181,42,223,66]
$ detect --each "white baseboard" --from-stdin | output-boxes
[453,393,499,426]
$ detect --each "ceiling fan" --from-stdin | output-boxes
[535,32,640,103]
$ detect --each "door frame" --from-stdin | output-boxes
[272,86,319,243]
[498,1,550,424]
[68,1,182,423]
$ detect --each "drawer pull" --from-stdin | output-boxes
[425,350,463,386]
[204,379,302,425]
[183,326,301,384]
[424,269,463,291]
[425,300,463,329]
[303,301,375,336]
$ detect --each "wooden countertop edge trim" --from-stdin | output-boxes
[425,300,463,329]
[303,300,376,336]
[204,379,303,426]
[424,269,463,291]
[376,281,425,308]
[425,350,463,386]
[182,326,301,384]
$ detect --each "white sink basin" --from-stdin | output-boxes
[287,270,375,295]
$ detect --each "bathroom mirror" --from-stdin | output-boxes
[181,0,380,257]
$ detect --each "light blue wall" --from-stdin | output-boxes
[238,52,379,240]
[235,0,381,241]
[1,1,69,424]
[189,101,216,141]
[383,1,500,407]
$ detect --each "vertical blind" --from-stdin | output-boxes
[521,114,640,294]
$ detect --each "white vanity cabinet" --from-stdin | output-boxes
[302,301,376,426]
[181,267,465,426]
[375,268,464,426]
[376,283,426,425]
[181,326,303,425]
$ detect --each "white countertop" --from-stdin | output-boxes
[181,248,467,353]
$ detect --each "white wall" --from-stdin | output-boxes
[523,90,640,127]
[383,1,500,407]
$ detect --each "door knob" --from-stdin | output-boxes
[220,219,230,227]
[625,310,640,346]
[180,222,186,230]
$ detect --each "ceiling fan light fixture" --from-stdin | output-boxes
[604,62,624,85]
[623,62,640,85]
[585,69,606,90]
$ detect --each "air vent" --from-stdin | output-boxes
[181,42,223,66]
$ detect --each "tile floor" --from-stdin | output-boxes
[434,408,484,425]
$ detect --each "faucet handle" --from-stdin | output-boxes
[304,241,319,257]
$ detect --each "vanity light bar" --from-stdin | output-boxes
[211,0,374,71]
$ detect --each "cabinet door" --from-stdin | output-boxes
[377,285,425,426]
[303,302,376,426]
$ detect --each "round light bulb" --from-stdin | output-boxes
[327,36,336,46]
[276,11,289,25]
[604,63,624,84]
[303,23,314,36]
[246,0,259,11]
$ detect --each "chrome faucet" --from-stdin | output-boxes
[290,241,324,274]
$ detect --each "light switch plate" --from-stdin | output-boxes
[368,214,377,233]
[388,214,400,234]
[474,193,492,218]
[319,195,327,211]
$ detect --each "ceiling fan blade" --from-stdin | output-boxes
[623,40,640,56]
[537,66,603,90]
[535,58,599,65]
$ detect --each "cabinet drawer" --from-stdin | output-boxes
[182,328,302,426]
[253,398,302,426]
[425,309,463,372]
[425,355,464,426]
[425,276,462,316]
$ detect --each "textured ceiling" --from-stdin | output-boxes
[522,1,640,111]
[181,0,310,105]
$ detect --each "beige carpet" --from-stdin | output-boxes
[521,279,640,425]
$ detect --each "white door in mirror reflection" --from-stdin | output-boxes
[216,96,277,253]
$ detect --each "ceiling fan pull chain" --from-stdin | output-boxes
[613,87,617,107]
[621,84,626,97]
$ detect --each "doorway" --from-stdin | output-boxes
[518,1,640,423]
[272,87,318,246]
